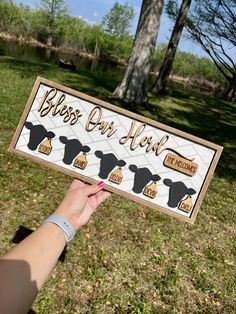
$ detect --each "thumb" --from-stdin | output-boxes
[82,181,105,196]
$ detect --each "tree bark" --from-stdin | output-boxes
[113,0,164,106]
[224,78,236,101]
[153,0,192,94]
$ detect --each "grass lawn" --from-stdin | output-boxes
[0,56,235,314]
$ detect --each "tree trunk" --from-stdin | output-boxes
[47,36,53,46]
[94,36,100,58]
[153,0,192,94]
[224,78,236,101]
[113,0,164,106]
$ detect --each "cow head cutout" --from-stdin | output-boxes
[129,165,161,194]
[95,150,126,179]
[164,179,196,208]
[59,136,90,165]
[24,122,55,151]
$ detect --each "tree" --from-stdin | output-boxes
[102,2,134,38]
[0,0,19,32]
[153,0,192,94]
[39,0,68,45]
[100,2,134,61]
[56,15,87,49]
[184,0,236,100]
[113,0,164,106]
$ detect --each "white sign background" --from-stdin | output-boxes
[12,81,220,222]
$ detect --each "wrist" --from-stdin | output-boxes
[44,214,76,243]
[54,208,78,231]
[42,221,66,245]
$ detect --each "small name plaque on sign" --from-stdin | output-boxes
[9,77,223,224]
[164,153,198,176]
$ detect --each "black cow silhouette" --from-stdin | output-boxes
[164,179,196,208]
[129,165,161,194]
[95,151,126,179]
[59,136,91,165]
[24,122,55,151]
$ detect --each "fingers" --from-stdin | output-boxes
[82,181,105,196]
[70,180,111,206]
[96,191,111,206]
[69,179,86,190]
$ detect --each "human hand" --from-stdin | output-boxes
[54,179,111,231]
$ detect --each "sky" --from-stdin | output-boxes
[14,0,208,58]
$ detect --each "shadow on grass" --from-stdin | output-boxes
[146,89,236,182]
[2,56,235,181]
[0,56,53,77]
[0,56,122,100]
[62,67,123,104]
[12,226,67,262]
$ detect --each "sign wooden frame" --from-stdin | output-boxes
[9,77,223,224]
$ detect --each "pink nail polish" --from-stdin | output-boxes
[97,181,104,187]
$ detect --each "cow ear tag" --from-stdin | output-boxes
[178,195,193,213]
[73,152,88,170]
[143,181,157,199]
[38,138,52,155]
[109,167,123,185]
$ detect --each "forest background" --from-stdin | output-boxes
[0,0,229,93]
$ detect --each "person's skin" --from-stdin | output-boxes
[0,179,110,314]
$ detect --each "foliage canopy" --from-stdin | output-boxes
[101,2,135,38]
[167,0,236,99]
[0,0,229,90]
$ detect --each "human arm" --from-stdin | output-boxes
[0,179,110,314]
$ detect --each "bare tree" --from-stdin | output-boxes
[153,0,192,94]
[185,0,236,101]
[113,0,164,106]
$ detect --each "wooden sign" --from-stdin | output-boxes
[9,77,223,224]
[164,153,198,176]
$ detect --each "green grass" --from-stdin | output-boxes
[0,55,235,314]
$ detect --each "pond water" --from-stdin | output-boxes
[0,37,217,96]
[0,37,121,75]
